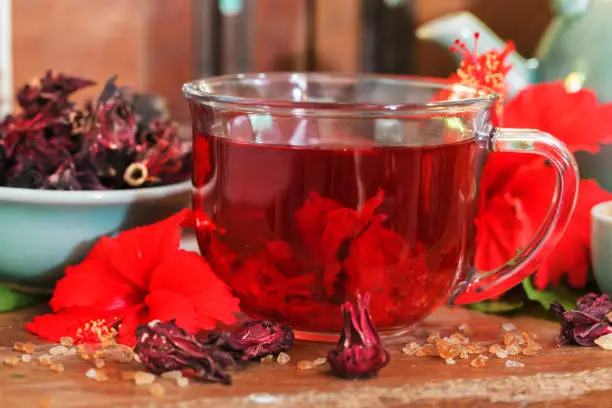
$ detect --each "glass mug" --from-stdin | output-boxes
[183,73,578,341]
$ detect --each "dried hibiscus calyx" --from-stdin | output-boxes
[0,71,191,190]
[134,320,235,385]
[551,293,612,347]
[204,320,295,361]
[17,70,96,119]
[327,292,390,379]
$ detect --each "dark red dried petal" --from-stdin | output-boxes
[205,320,295,361]
[134,320,235,385]
[577,293,612,320]
[17,70,95,118]
[42,161,81,190]
[552,294,612,347]
[2,72,189,191]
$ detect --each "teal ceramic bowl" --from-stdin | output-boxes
[0,181,191,287]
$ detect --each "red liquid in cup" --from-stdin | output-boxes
[192,131,484,334]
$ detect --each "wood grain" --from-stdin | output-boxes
[249,0,309,71]
[313,0,361,72]
[11,0,197,122]
[144,0,195,123]
[1,306,612,407]
[12,0,148,105]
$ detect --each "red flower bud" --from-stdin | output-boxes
[327,293,390,379]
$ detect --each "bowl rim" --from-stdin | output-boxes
[0,180,192,205]
[592,201,612,224]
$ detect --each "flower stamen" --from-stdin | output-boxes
[450,32,514,116]
[75,318,120,346]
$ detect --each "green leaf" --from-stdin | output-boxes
[467,300,524,314]
[0,286,46,312]
[521,278,578,311]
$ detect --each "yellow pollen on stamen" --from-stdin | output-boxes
[75,318,120,346]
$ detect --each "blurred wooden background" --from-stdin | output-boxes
[10,0,552,122]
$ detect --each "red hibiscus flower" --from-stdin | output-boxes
[475,82,612,290]
[26,209,240,346]
[444,33,514,119]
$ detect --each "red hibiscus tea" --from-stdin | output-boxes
[191,129,483,338]
[184,73,578,340]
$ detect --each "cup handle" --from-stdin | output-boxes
[451,128,579,304]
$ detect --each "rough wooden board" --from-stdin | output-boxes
[0,306,611,407]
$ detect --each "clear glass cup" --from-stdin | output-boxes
[183,73,578,341]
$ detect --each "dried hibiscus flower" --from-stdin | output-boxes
[327,292,390,379]
[134,320,235,385]
[205,320,295,361]
[0,70,191,190]
[551,293,612,347]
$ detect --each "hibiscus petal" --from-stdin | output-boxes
[295,192,342,257]
[86,208,192,289]
[358,188,384,221]
[474,194,530,272]
[50,260,136,312]
[534,180,612,289]
[503,82,612,154]
[26,307,122,343]
[26,311,91,343]
[145,290,199,333]
[148,250,239,329]
[116,304,147,346]
[483,158,612,289]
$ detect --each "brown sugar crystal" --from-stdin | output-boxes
[449,333,469,345]
[4,357,18,367]
[38,355,52,366]
[470,355,488,368]
[49,345,68,356]
[86,368,108,382]
[416,344,438,357]
[427,332,441,343]
[401,342,420,356]
[489,344,503,354]
[22,343,35,354]
[134,371,156,385]
[505,343,521,356]
[521,332,538,344]
[149,383,165,397]
[436,339,461,359]
[465,343,486,354]
[504,333,522,346]
[521,343,543,356]
[297,360,317,370]
[176,377,189,388]
[277,352,291,365]
[313,357,327,366]
[260,354,274,364]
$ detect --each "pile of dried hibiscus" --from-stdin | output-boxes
[0,70,191,190]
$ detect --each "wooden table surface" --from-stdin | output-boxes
[1,305,611,408]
